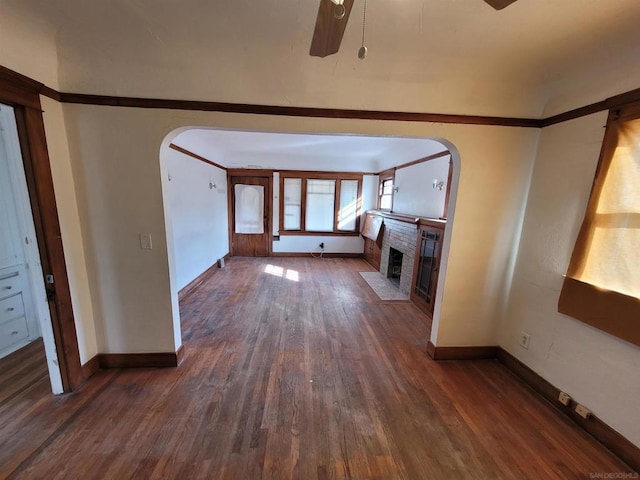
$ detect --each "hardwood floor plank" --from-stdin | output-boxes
[0,257,633,479]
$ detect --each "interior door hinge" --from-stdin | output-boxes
[45,274,54,284]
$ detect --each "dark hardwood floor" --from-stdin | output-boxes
[0,257,633,479]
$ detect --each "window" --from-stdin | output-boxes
[305,179,335,232]
[378,169,395,210]
[558,102,640,347]
[337,179,359,231]
[279,172,362,235]
[283,178,302,230]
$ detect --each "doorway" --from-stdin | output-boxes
[0,103,63,393]
[229,174,271,256]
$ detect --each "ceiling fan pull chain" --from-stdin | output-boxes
[358,0,368,59]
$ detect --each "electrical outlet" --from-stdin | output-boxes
[519,331,531,349]
[558,392,571,406]
[575,404,592,419]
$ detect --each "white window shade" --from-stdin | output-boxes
[305,179,335,232]
[338,179,358,231]
[234,184,264,234]
[283,178,302,230]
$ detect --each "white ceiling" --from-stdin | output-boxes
[172,129,447,173]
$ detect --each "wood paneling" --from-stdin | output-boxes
[169,143,227,171]
[0,257,632,478]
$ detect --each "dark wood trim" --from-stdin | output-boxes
[497,348,640,472]
[542,87,640,127]
[417,218,447,229]
[367,210,419,225]
[278,231,361,237]
[278,172,363,236]
[279,170,366,179]
[366,210,447,228]
[227,168,274,177]
[394,150,451,171]
[5,64,640,130]
[57,92,542,128]
[80,355,99,381]
[98,351,181,369]
[176,344,185,365]
[40,85,62,102]
[441,159,453,220]
[1,72,82,393]
[169,143,227,171]
[270,252,363,258]
[177,253,230,302]
[0,66,44,110]
[426,341,499,360]
[376,169,395,211]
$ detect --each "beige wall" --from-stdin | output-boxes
[42,97,98,363]
[59,104,539,356]
[500,112,640,447]
[0,7,59,90]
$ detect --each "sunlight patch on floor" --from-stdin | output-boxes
[264,264,299,282]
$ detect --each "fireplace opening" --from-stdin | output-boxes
[387,247,403,287]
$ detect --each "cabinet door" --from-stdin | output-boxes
[410,225,443,315]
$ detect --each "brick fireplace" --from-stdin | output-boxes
[379,217,417,295]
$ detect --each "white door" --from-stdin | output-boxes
[0,103,63,393]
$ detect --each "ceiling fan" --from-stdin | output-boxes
[309,0,518,58]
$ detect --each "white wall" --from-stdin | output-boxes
[165,148,229,291]
[273,236,364,254]
[393,155,451,218]
[500,112,640,447]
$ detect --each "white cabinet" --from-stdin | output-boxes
[0,109,41,358]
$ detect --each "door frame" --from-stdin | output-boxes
[227,169,273,257]
[0,66,83,392]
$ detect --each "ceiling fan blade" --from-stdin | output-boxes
[483,0,518,10]
[309,0,355,58]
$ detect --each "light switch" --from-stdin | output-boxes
[140,233,153,250]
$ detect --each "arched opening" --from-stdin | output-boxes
[158,127,460,353]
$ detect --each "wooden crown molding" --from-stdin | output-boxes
[5,63,640,129]
[169,143,227,171]
[377,150,451,175]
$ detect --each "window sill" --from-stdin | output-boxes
[278,231,361,237]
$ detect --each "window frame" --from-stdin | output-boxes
[278,171,363,236]
[558,101,640,347]
[377,168,395,211]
